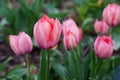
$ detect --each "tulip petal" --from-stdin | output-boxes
[9,35,21,55]
[34,21,51,48]
[63,32,77,50]
[100,44,113,58]
[50,18,61,47]
[18,32,32,54]
[63,35,68,50]
[97,41,108,57]
[94,36,100,53]
[67,34,77,49]
[77,28,82,43]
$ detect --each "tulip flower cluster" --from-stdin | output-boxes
[94,3,120,35]
[7,3,120,80]
[93,3,120,58]
[9,15,83,55]
[9,3,119,59]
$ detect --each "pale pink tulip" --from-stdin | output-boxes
[9,32,32,55]
[103,3,120,26]
[94,19,109,34]
[94,35,113,58]
[62,18,82,50]
[33,15,61,49]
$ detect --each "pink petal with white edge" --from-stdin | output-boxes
[96,41,108,57]
[67,34,77,49]
[50,18,61,48]
[34,21,51,48]
[18,32,32,54]
[94,36,100,53]
[9,35,21,55]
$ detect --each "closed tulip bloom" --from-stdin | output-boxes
[62,18,82,50]
[103,3,120,26]
[9,32,32,55]
[34,15,61,49]
[94,19,109,34]
[94,35,113,58]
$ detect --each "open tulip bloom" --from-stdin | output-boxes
[103,3,120,26]
[9,32,32,55]
[33,15,62,49]
[94,19,109,34]
[62,18,82,50]
[94,35,113,58]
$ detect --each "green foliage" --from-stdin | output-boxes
[4,65,27,80]
[0,61,37,80]
[73,0,120,35]
[0,57,12,75]
[51,61,69,79]
[112,26,120,50]
[0,0,68,43]
[51,44,120,80]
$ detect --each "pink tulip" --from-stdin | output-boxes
[103,3,120,26]
[94,19,109,34]
[33,15,61,49]
[94,35,113,58]
[62,18,82,50]
[9,32,32,55]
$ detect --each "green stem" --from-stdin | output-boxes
[46,50,50,80]
[38,49,50,80]
[112,58,115,69]
[94,58,102,79]
[25,54,31,80]
[90,48,95,79]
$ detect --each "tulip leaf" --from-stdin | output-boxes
[112,26,120,50]
[0,57,12,74]
[82,17,94,28]
[51,61,69,79]
[4,65,27,80]
[113,35,120,50]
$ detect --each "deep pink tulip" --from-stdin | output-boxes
[9,32,32,55]
[33,15,61,49]
[94,19,109,34]
[62,18,82,50]
[94,35,113,58]
[103,3,120,26]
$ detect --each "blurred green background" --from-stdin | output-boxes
[0,0,120,80]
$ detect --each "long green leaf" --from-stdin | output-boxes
[51,61,69,79]
[0,57,12,74]
[4,65,27,80]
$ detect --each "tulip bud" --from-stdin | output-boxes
[94,19,109,34]
[94,35,113,58]
[9,32,32,55]
[102,3,120,26]
[33,15,62,49]
[62,18,82,50]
